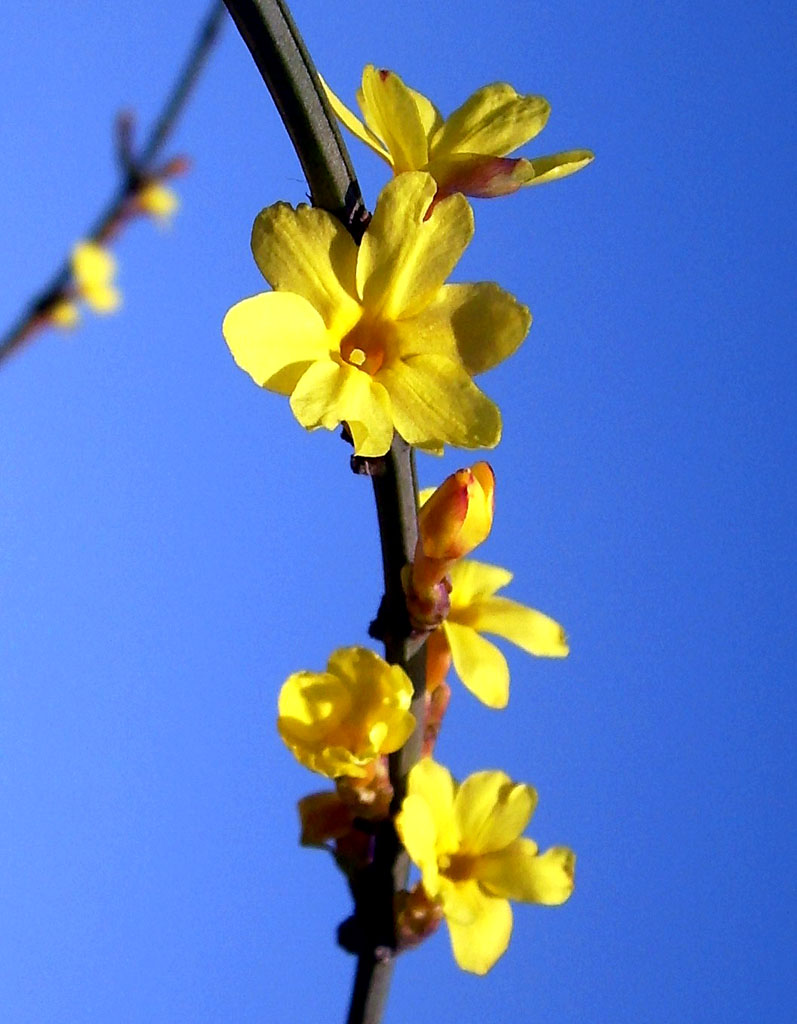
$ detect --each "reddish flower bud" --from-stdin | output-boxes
[395,883,444,952]
[418,462,494,563]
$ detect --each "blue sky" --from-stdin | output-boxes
[1,1,795,1021]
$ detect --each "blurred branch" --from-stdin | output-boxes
[221,3,424,1022]
[0,1,227,367]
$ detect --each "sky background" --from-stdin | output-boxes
[1,1,795,1021]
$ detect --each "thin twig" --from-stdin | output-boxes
[221,4,425,1022]
[0,1,227,367]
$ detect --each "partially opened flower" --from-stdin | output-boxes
[395,757,575,974]
[323,65,593,200]
[277,646,415,779]
[223,172,530,456]
[440,559,568,709]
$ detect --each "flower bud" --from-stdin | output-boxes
[417,462,495,562]
[407,464,495,623]
[395,883,444,952]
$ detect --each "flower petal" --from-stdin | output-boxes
[406,757,459,854]
[395,794,442,896]
[222,292,330,394]
[523,149,595,186]
[454,771,536,854]
[320,74,391,162]
[357,173,473,321]
[72,241,115,289]
[414,282,531,377]
[277,670,350,745]
[442,620,509,708]
[448,559,514,607]
[407,84,444,145]
[83,283,121,314]
[359,65,430,173]
[441,879,512,975]
[379,354,501,452]
[470,595,569,657]
[432,84,550,158]
[289,360,394,456]
[251,202,360,335]
[478,839,575,905]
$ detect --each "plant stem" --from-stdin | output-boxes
[0,1,227,368]
[221,4,426,1021]
[221,0,368,235]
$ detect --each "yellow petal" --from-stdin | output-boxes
[448,559,514,606]
[379,354,501,452]
[523,149,594,186]
[406,757,459,853]
[415,282,531,377]
[277,670,351,745]
[470,595,569,657]
[83,283,121,314]
[251,202,360,336]
[72,241,115,290]
[441,879,512,974]
[359,65,429,173]
[222,292,330,394]
[407,84,444,145]
[395,794,442,896]
[319,73,391,162]
[289,359,394,456]
[442,620,509,708]
[475,839,573,905]
[357,173,473,321]
[477,839,575,905]
[432,83,550,159]
[454,771,536,854]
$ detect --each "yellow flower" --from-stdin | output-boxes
[277,646,415,779]
[136,181,179,225]
[323,65,593,199]
[222,172,530,456]
[395,757,575,974]
[440,559,569,709]
[72,241,121,314]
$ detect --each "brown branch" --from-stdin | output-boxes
[221,4,426,1022]
[0,1,227,367]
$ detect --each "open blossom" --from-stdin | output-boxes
[277,646,415,779]
[440,559,569,708]
[50,241,121,327]
[323,65,593,200]
[395,758,575,974]
[222,172,530,456]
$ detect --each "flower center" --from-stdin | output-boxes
[339,317,396,376]
[440,852,476,883]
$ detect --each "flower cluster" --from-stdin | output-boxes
[49,177,180,331]
[226,63,588,979]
